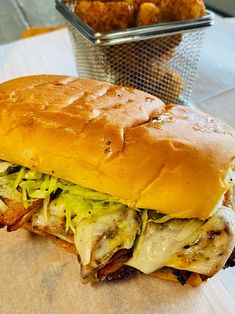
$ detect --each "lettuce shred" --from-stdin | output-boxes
[0,163,133,232]
[0,160,172,235]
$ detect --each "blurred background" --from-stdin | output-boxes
[0,0,235,45]
[205,0,235,16]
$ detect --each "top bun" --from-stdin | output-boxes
[0,75,234,218]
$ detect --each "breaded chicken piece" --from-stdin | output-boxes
[136,3,160,26]
[133,0,205,22]
[164,0,206,21]
[75,1,135,32]
[74,0,205,30]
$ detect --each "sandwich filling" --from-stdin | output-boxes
[0,160,234,284]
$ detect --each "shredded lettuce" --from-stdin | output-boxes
[0,161,16,176]
[14,167,25,189]
[0,198,8,214]
[42,197,50,220]
[149,215,173,224]
[0,161,175,235]
[0,164,133,233]
[0,173,22,202]
[20,174,58,199]
[24,170,42,180]
[139,210,173,234]
[22,187,29,208]
[141,209,148,234]
[56,181,119,202]
[0,161,173,239]
[55,193,126,232]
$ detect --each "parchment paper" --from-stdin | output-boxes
[0,16,235,314]
[1,230,234,314]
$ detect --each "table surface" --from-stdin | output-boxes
[0,0,63,44]
[0,5,235,314]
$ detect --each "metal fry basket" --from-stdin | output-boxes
[56,0,213,104]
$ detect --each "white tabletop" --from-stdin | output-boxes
[191,16,235,128]
[0,16,235,314]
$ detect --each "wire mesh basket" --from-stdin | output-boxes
[56,0,213,104]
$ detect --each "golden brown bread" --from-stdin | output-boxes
[0,75,235,218]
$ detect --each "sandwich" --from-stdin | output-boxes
[0,75,234,286]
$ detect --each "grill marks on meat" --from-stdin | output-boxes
[172,269,191,285]
[104,266,137,281]
[172,269,208,286]
[97,249,137,281]
[0,197,42,231]
[224,248,235,269]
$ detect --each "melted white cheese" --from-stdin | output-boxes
[126,207,235,276]
[74,207,140,278]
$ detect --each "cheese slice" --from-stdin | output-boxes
[126,207,235,276]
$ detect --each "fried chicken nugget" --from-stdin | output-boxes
[75,1,135,32]
[167,0,206,21]
[136,3,160,26]
[133,0,205,22]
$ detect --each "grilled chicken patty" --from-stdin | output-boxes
[0,161,235,285]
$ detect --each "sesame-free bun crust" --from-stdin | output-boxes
[0,75,234,218]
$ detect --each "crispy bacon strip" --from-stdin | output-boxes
[7,200,43,231]
[97,249,134,280]
[0,197,42,231]
[0,198,28,228]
